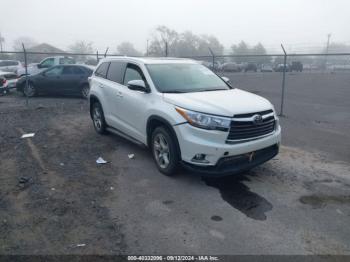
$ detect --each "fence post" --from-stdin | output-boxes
[165,42,168,57]
[96,50,99,63]
[279,44,287,116]
[208,47,215,72]
[22,43,28,107]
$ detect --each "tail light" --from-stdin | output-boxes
[0,78,6,87]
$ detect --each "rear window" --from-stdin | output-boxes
[106,61,126,84]
[0,61,19,66]
[95,62,110,78]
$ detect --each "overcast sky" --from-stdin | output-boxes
[1,0,349,53]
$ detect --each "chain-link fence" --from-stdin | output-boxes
[1,48,350,120]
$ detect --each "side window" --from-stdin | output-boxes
[95,62,110,78]
[62,66,74,75]
[106,61,125,84]
[72,67,85,74]
[45,66,63,76]
[123,64,145,85]
[59,57,75,65]
[41,58,55,68]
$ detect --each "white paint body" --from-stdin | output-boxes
[89,57,281,167]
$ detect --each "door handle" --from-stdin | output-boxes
[99,84,104,88]
[116,91,123,98]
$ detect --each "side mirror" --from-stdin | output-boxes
[127,80,148,92]
[221,76,230,83]
[37,64,43,69]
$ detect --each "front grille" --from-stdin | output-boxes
[227,110,275,141]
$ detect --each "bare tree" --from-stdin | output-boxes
[117,42,141,56]
[68,41,94,62]
[13,37,38,51]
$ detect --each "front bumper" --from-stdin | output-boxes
[182,144,279,177]
[174,123,281,175]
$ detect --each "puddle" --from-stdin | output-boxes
[300,194,350,209]
[203,175,272,221]
[211,215,223,221]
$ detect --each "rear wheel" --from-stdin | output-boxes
[23,82,36,97]
[151,126,180,176]
[81,84,90,99]
[92,102,107,134]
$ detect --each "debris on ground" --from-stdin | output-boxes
[128,154,135,159]
[96,157,108,164]
[110,187,114,190]
[60,163,64,166]
[76,244,86,247]
[17,176,32,189]
[21,133,35,138]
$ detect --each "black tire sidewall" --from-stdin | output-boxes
[151,126,179,176]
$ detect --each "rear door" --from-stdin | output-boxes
[104,61,127,128]
[60,66,86,94]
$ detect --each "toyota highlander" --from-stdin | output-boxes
[89,57,281,176]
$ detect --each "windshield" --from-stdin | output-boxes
[146,63,230,93]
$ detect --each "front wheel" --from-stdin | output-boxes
[92,102,107,134]
[23,82,36,97]
[151,126,180,176]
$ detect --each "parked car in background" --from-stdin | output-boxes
[274,63,289,72]
[0,60,24,74]
[0,72,17,95]
[221,62,241,72]
[290,61,303,72]
[17,56,76,76]
[0,71,18,93]
[242,62,258,72]
[89,57,280,176]
[16,64,92,98]
[261,64,273,72]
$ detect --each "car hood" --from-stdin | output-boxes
[163,88,273,116]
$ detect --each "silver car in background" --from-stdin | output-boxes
[0,60,24,74]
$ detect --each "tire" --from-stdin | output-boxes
[92,102,107,134]
[151,126,180,176]
[81,84,90,99]
[23,82,36,97]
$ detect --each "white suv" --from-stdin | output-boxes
[89,57,281,176]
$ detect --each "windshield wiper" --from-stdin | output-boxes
[196,88,228,92]
[163,90,186,93]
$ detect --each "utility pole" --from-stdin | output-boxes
[324,33,331,69]
[146,39,149,56]
[0,32,4,52]
[165,41,168,57]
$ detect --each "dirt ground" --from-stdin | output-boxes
[0,71,350,256]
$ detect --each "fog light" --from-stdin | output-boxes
[192,154,209,163]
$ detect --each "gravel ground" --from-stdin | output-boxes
[0,72,349,255]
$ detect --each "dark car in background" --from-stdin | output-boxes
[290,61,303,72]
[16,64,92,98]
[242,62,258,72]
[274,63,290,72]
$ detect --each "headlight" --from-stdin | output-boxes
[175,107,231,131]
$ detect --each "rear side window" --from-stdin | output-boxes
[106,61,126,84]
[95,62,110,78]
